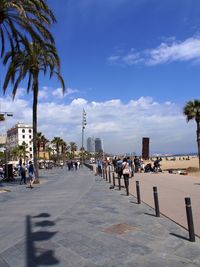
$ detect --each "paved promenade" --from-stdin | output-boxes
[0,167,200,266]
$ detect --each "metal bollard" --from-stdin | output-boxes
[118,175,121,190]
[112,172,115,187]
[136,181,141,204]
[105,168,108,181]
[125,178,129,196]
[108,167,111,183]
[185,197,195,242]
[153,186,160,217]
[102,168,105,179]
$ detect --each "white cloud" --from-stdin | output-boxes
[52,88,65,98]
[108,35,200,66]
[0,94,196,155]
[38,86,79,101]
[147,36,200,65]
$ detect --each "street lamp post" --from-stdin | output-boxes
[0,112,13,179]
[81,109,87,166]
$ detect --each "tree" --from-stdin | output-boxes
[0,0,56,57]
[69,142,77,159]
[11,142,28,163]
[36,132,49,159]
[183,99,200,169]
[51,137,65,163]
[46,146,53,160]
[21,141,29,163]
[3,40,65,180]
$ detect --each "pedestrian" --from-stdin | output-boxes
[116,158,123,178]
[122,158,131,195]
[20,163,27,184]
[74,161,78,170]
[18,164,21,176]
[97,159,102,176]
[28,161,35,189]
[0,166,4,178]
[134,156,140,173]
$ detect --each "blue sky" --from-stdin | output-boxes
[1,0,200,155]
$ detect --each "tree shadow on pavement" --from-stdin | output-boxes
[26,213,59,267]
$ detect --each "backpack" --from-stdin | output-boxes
[116,162,123,173]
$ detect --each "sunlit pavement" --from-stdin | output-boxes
[128,172,200,236]
[0,167,200,266]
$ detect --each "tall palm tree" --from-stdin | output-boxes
[183,99,200,169]
[0,0,56,57]
[46,146,53,161]
[36,132,44,159]
[51,137,65,163]
[36,132,48,159]
[21,141,28,163]
[3,40,65,180]
[69,142,77,159]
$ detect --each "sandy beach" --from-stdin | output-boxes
[146,156,200,177]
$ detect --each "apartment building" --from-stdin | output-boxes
[6,123,33,159]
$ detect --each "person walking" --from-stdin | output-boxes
[97,159,103,176]
[20,163,27,184]
[28,161,35,189]
[122,158,131,196]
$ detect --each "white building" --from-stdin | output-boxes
[0,135,6,153]
[6,123,33,160]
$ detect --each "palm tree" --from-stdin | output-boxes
[36,132,43,159]
[3,40,65,180]
[183,99,200,169]
[36,132,49,159]
[21,141,29,163]
[69,142,77,159]
[11,142,28,163]
[46,146,53,161]
[51,137,65,163]
[0,0,56,57]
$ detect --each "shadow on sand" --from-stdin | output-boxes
[26,213,59,267]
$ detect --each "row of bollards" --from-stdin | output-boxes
[134,181,195,242]
[102,166,196,242]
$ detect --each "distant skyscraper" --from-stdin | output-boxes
[95,138,102,153]
[87,137,95,153]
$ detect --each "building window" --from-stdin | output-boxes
[22,129,25,133]
[22,135,25,139]
[30,154,32,158]
[29,135,32,139]
[29,129,32,133]
[29,141,32,145]
[30,147,32,151]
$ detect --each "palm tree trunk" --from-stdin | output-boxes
[33,73,39,181]
[197,122,200,169]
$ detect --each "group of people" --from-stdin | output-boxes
[67,160,80,171]
[18,161,35,188]
[112,155,162,174]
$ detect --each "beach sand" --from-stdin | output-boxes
[146,156,200,177]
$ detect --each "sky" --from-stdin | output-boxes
[0,0,200,155]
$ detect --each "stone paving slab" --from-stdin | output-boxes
[0,167,200,266]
